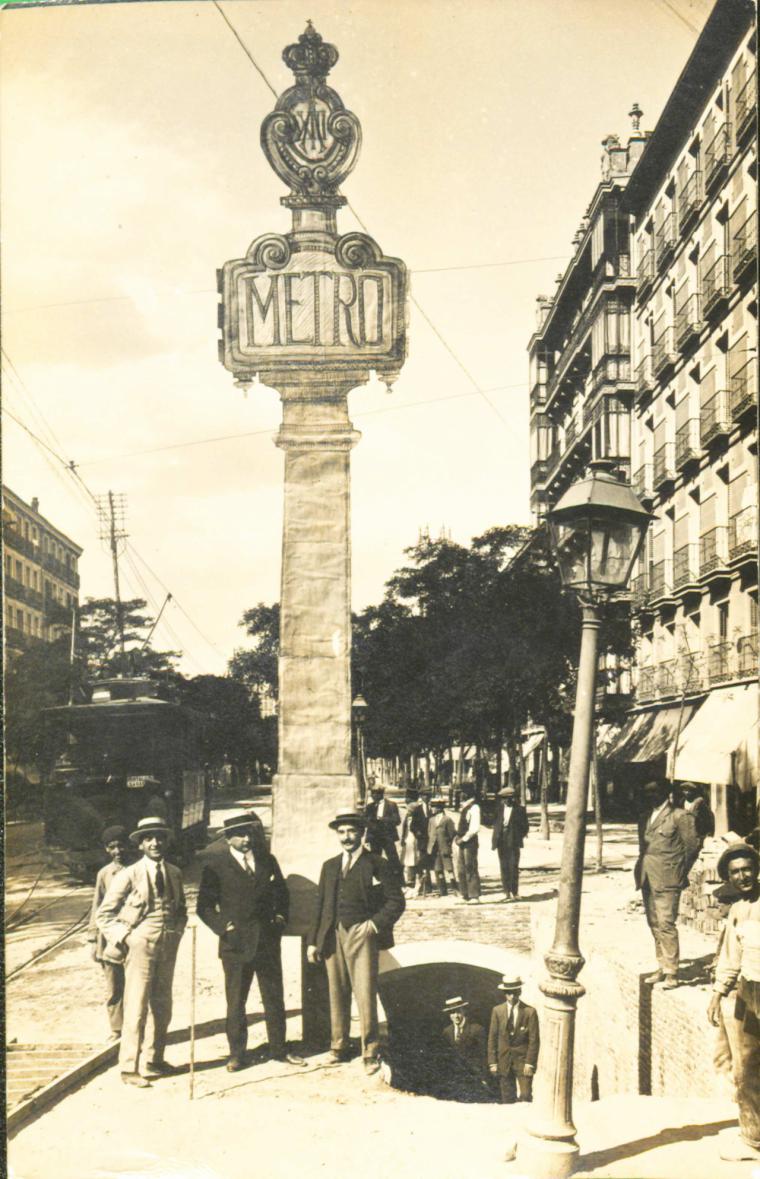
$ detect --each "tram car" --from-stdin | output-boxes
[41,676,210,880]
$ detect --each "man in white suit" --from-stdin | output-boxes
[97,816,187,1087]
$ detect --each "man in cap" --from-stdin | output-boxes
[197,814,305,1072]
[634,778,699,989]
[708,840,760,1161]
[454,783,481,903]
[492,784,530,902]
[488,976,539,1103]
[87,824,132,1040]
[97,816,187,1087]
[364,783,401,871]
[427,796,456,896]
[307,811,405,1074]
[441,996,486,1080]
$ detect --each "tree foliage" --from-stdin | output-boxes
[77,597,179,678]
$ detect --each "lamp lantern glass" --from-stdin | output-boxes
[548,464,652,594]
[352,693,368,723]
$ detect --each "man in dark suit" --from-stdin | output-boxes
[492,785,530,901]
[441,995,486,1079]
[197,814,305,1071]
[488,975,539,1103]
[307,811,405,1074]
[635,779,699,989]
[364,783,401,870]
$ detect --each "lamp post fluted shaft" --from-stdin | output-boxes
[517,599,601,1179]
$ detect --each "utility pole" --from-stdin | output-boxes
[97,491,128,671]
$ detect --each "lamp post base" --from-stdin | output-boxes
[512,1135,579,1179]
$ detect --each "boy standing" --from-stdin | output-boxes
[87,824,131,1041]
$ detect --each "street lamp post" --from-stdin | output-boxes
[352,692,369,807]
[515,462,651,1179]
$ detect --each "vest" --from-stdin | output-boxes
[136,863,180,940]
[457,806,471,838]
[337,861,370,930]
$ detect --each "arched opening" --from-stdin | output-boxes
[378,941,531,1103]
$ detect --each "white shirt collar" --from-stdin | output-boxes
[342,847,364,872]
[142,854,165,879]
[229,845,256,872]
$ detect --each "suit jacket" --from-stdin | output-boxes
[308,849,405,956]
[488,1000,539,1074]
[196,843,289,962]
[634,802,699,892]
[96,857,187,956]
[492,802,530,852]
[87,860,129,960]
[442,1020,486,1075]
[427,812,456,858]
[365,798,401,834]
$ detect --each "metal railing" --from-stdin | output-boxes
[630,570,652,608]
[730,504,758,560]
[735,71,757,142]
[632,463,654,502]
[708,639,733,684]
[650,558,673,598]
[679,650,705,694]
[677,170,703,233]
[655,214,678,269]
[737,631,758,679]
[4,576,44,610]
[652,327,676,379]
[730,358,758,420]
[673,543,699,589]
[637,248,655,296]
[699,526,729,574]
[657,659,680,697]
[675,418,700,468]
[732,211,757,284]
[634,355,654,403]
[701,254,731,314]
[703,123,731,188]
[701,389,731,445]
[653,442,675,488]
[674,293,702,351]
[637,666,657,701]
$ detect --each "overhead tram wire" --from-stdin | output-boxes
[212,2,521,433]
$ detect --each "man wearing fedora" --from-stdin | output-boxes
[488,976,539,1103]
[634,778,699,989]
[197,814,305,1072]
[708,840,760,1162]
[454,783,481,903]
[364,783,401,871]
[97,816,187,1087]
[427,796,456,896]
[492,784,530,902]
[307,811,405,1074]
[441,996,486,1080]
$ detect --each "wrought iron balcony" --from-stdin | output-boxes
[673,543,699,590]
[655,214,678,271]
[703,123,732,190]
[652,327,677,380]
[657,659,680,697]
[637,248,655,299]
[708,638,733,684]
[735,71,757,144]
[737,631,758,679]
[674,294,702,352]
[679,650,705,694]
[732,211,757,285]
[730,504,758,561]
[4,576,44,610]
[634,355,655,404]
[699,526,729,576]
[630,570,652,609]
[632,463,654,503]
[650,558,673,599]
[637,666,657,701]
[675,418,700,469]
[700,389,731,446]
[701,254,731,316]
[677,171,703,234]
[729,358,758,422]
[653,442,676,489]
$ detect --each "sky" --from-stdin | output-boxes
[1,0,715,675]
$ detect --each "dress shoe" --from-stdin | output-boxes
[121,1072,151,1088]
[226,1057,246,1073]
[272,1051,307,1067]
[643,969,664,985]
[363,1056,382,1076]
[659,974,679,990]
[328,1049,351,1064]
[107,1031,121,1043]
[142,1060,179,1078]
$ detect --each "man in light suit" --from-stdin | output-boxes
[635,778,699,989]
[307,811,405,1074]
[488,975,539,1103]
[97,817,187,1087]
[197,813,305,1071]
[492,785,530,901]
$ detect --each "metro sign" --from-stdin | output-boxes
[218,230,407,387]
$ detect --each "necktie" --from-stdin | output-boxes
[155,862,165,899]
[245,855,255,877]
[342,854,350,878]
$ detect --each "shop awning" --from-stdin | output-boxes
[602,704,696,765]
[595,722,621,758]
[672,684,759,790]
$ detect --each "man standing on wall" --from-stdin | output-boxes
[307,812,405,1074]
[492,784,530,902]
[635,779,699,990]
[455,783,481,903]
[364,782,401,871]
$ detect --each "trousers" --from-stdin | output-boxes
[456,839,480,900]
[325,920,379,1060]
[735,987,760,1149]
[100,960,125,1034]
[641,880,680,975]
[497,846,521,896]
[222,948,286,1061]
[499,1069,533,1103]
[119,931,180,1074]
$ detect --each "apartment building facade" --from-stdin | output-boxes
[3,486,82,656]
[622,0,757,831]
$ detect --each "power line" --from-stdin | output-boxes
[653,0,701,35]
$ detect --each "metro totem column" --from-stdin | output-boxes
[217,24,407,957]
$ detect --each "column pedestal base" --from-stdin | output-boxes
[513,1134,579,1179]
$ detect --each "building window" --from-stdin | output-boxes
[717,600,729,641]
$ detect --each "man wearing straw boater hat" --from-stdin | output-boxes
[97,816,187,1087]
[197,813,305,1072]
[441,995,486,1079]
[307,811,405,1074]
[487,975,539,1103]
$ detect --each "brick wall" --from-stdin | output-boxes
[679,845,730,935]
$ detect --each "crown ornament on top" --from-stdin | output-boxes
[261,22,362,209]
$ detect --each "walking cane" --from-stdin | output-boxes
[189,919,197,1100]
